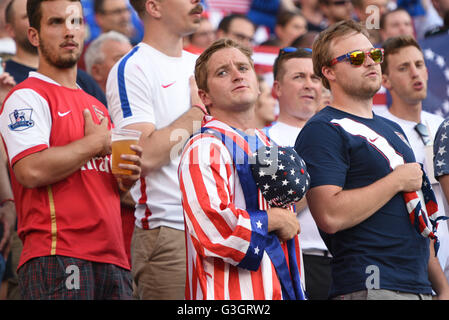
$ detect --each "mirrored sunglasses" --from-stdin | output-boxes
[330,48,384,67]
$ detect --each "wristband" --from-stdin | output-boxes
[0,198,14,206]
[192,104,208,115]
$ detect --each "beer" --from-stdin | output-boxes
[111,139,138,175]
[111,128,141,175]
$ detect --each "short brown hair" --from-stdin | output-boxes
[195,38,254,92]
[381,35,422,74]
[273,48,313,80]
[276,10,305,28]
[129,0,145,19]
[379,8,410,30]
[27,0,81,31]
[312,19,369,89]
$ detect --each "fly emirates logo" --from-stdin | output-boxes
[81,155,112,173]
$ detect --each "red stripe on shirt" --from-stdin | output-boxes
[228,265,242,299]
[251,265,266,299]
[214,259,225,299]
[180,169,248,262]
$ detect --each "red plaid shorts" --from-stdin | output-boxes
[18,255,132,300]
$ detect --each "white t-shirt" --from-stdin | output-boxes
[106,42,198,231]
[375,108,449,273]
[267,121,329,254]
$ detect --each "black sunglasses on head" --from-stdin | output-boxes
[278,46,312,57]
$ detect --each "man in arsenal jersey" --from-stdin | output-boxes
[0,0,142,299]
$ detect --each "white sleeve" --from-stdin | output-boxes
[106,57,155,129]
[0,89,52,165]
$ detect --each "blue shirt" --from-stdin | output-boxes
[295,106,432,298]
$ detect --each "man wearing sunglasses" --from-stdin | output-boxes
[376,35,449,286]
[295,20,449,299]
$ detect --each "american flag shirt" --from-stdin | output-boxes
[434,118,449,178]
[178,116,304,300]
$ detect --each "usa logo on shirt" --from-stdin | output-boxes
[394,131,412,149]
[8,108,35,131]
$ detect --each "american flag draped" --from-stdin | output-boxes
[199,126,307,300]
[420,32,449,118]
[179,116,307,300]
[403,170,448,254]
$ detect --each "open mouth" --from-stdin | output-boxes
[413,81,424,90]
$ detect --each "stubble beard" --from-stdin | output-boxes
[39,38,81,69]
[341,77,381,101]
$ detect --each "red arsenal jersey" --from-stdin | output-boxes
[0,72,129,270]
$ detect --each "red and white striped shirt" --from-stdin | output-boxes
[178,117,303,300]
[206,0,251,14]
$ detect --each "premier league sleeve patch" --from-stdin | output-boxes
[8,108,35,131]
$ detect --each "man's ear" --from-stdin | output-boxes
[27,27,39,48]
[272,80,281,100]
[90,64,103,82]
[274,24,283,40]
[382,73,392,90]
[94,13,104,29]
[321,65,335,84]
[146,0,162,19]
[198,89,212,108]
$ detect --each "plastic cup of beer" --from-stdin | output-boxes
[111,128,141,175]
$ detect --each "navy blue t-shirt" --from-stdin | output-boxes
[295,106,432,298]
